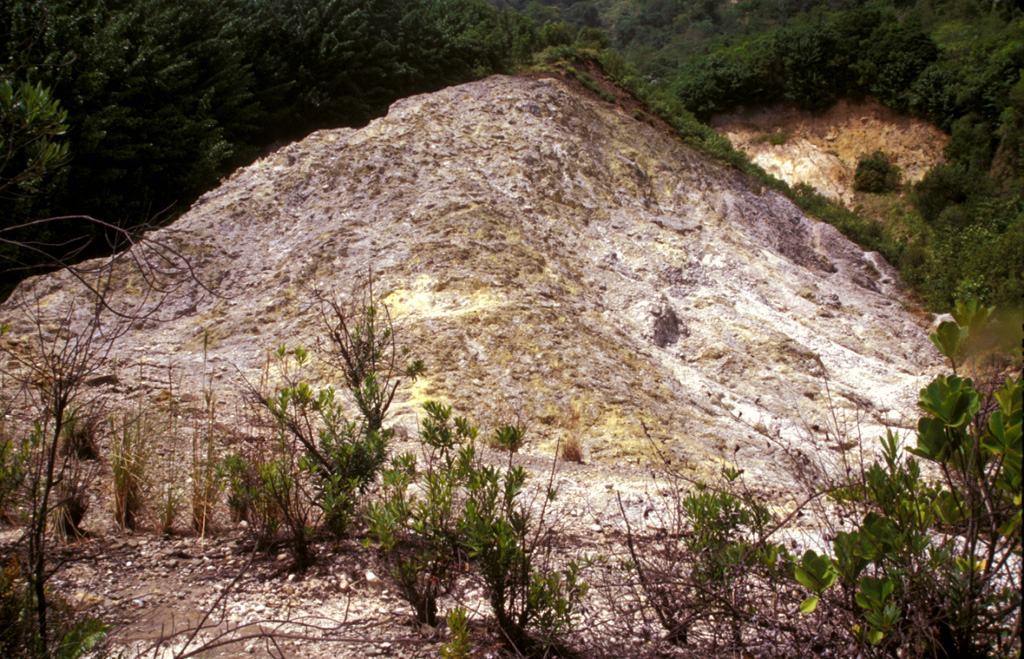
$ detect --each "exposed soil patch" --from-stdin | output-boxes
[7,429,751,659]
[1,74,947,658]
[712,99,947,207]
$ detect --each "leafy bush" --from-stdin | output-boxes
[0,79,68,199]
[366,401,478,627]
[262,368,389,538]
[603,299,1020,657]
[219,453,273,541]
[462,455,587,653]
[227,284,421,564]
[440,606,473,659]
[854,151,901,193]
[812,373,1020,654]
[612,471,795,650]
[797,301,1020,656]
[227,348,384,566]
[367,401,586,652]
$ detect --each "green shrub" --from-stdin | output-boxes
[681,486,770,582]
[221,434,317,567]
[219,453,281,548]
[0,79,69,199]
[462,457,587,653]
[367,401,587,652]
[608,301,1019,656]
[854,151,901,193]
[365,401,478,627]
[488,424,526,454]
[616,471,790,648]
[263,371,389,537]
[440,606,472,659]
[229,284,421,565]
[801,301,1022,657]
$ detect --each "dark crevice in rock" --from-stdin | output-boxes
[652,307,687,348]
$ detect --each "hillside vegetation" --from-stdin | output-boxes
[507,0,1024,312]
[2,0,1021,310]
[0,0,539,290]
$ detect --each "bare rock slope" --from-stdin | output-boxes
[8,75,942,484]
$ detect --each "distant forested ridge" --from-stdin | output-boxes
[498,0,1024,312]
[2,0,1021,312]
[0,0,539,291]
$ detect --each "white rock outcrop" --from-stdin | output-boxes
[3,75,943,488]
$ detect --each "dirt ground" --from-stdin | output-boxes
[6,424,724,659]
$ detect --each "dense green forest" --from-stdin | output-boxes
[0,0,540,289]
[2,0,1021,312]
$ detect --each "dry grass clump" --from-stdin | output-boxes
[110,411,150,531]
[559,402,589,463]
[560,434,584,463]
[59,407,102,460]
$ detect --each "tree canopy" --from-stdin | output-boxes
[0,0,540,293]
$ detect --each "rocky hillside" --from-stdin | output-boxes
[4,75,942,486]
[712,100,947,207]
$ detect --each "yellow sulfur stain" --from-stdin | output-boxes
[384,277,504,320]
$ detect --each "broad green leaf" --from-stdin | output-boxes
[951,299,993,338]
[799,595,819,613]
[794,566,817,591]
[794,550,837,592]
[934,490,964,526]
[912,417,953,462]
[994,377,1023,417]
[857,575,894,610]
[929,321,967,363]
[833,531,869,583]
[918,375,978,424]
[997,509,1021,537]
[859,514,898,559]
[983,409,1023,481]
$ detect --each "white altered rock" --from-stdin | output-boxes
[365,571,384,590]
[3,75,944,492]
